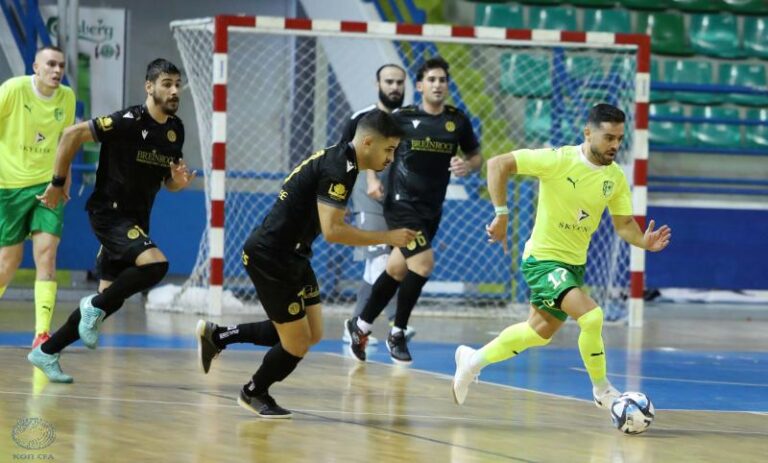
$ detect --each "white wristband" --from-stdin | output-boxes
[494,206,509,216]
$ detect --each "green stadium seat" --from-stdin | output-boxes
[529,6,577,31]
[723,0,768,14]
[636,12,693,56]
[474,3,524,28]
[565,55,604,83]
[649,58,671,103]
[690,106,742,147]
[689,14,744,59]
[664,59,721,105]
[501,54,552,97]
[649,104,688,146]
[571,0,616,6]
[583,8,631,33]
[619,0,672,10]
[671,0,725,11]
[525,99,552,144]
[744,17,768,59]
[518,0,561,4]
[744,108,768,148]
[718,63,768,106]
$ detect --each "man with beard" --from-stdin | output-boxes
[29,59,195,382]
[339,64,416,344]
[346,57,483,364]
[452,104,672,410]
[0,46,76,348]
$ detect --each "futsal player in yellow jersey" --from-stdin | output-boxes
[0,46,76,348]
[452,104,671,409]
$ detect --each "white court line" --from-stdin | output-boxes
[4,389,767,436]
[570,367,768,388]
[323,353,768,414]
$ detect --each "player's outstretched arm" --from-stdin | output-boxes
[484,153,518,253]
[317,202,416,248]
[612,216,672,252]
[37,121,94,209]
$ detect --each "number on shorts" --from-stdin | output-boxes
[547,268,569,289]
[241,250,249,266]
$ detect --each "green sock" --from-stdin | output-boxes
[577,306,607,385]
[0,285,6,299]
[35,281,57,335]
[475,321,551,368]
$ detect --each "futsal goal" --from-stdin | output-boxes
[156,15,650,326]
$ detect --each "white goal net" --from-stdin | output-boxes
[159,16,644,321]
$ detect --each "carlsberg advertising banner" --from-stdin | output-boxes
[42,6,126,118]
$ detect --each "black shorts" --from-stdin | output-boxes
[384,200,441,258]
[88,208,157,281]
[242,245,321,324]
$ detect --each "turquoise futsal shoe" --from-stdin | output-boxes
[78,294,106,349]
[28,346,74,383]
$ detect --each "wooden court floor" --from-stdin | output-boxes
[1,302,767,462]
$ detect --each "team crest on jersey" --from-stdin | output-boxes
[328,182,348,201]
[445,121,456,132]
[96,116,114,132]
[167,130,177,142]
[127,225,147,240]
[602,180,615,198]
[287,302,301,316]
[54,108,64,121]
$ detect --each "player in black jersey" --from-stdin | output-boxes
[195,110,416,419]
[341,64,410,345]
[29,59,195,383]
[346,57,483,365]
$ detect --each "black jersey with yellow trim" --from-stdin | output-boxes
[247,142,359,258]
[388,104,479,209]
[86,104,185,217]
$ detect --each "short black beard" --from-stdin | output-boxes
[153,93,178,115]
[378,89,403,110]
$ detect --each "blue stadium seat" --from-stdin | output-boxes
[718,63,768,106]
[649,104,688,146]
[690,106,742,147]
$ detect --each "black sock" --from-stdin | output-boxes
[40,305,116,355]
[245,343,302,396]
[214,321,279,349]
[394,270,428,330]
[92,262,168,316]
[359,271,401,325]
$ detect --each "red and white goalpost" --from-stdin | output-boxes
[159,15,649,326]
